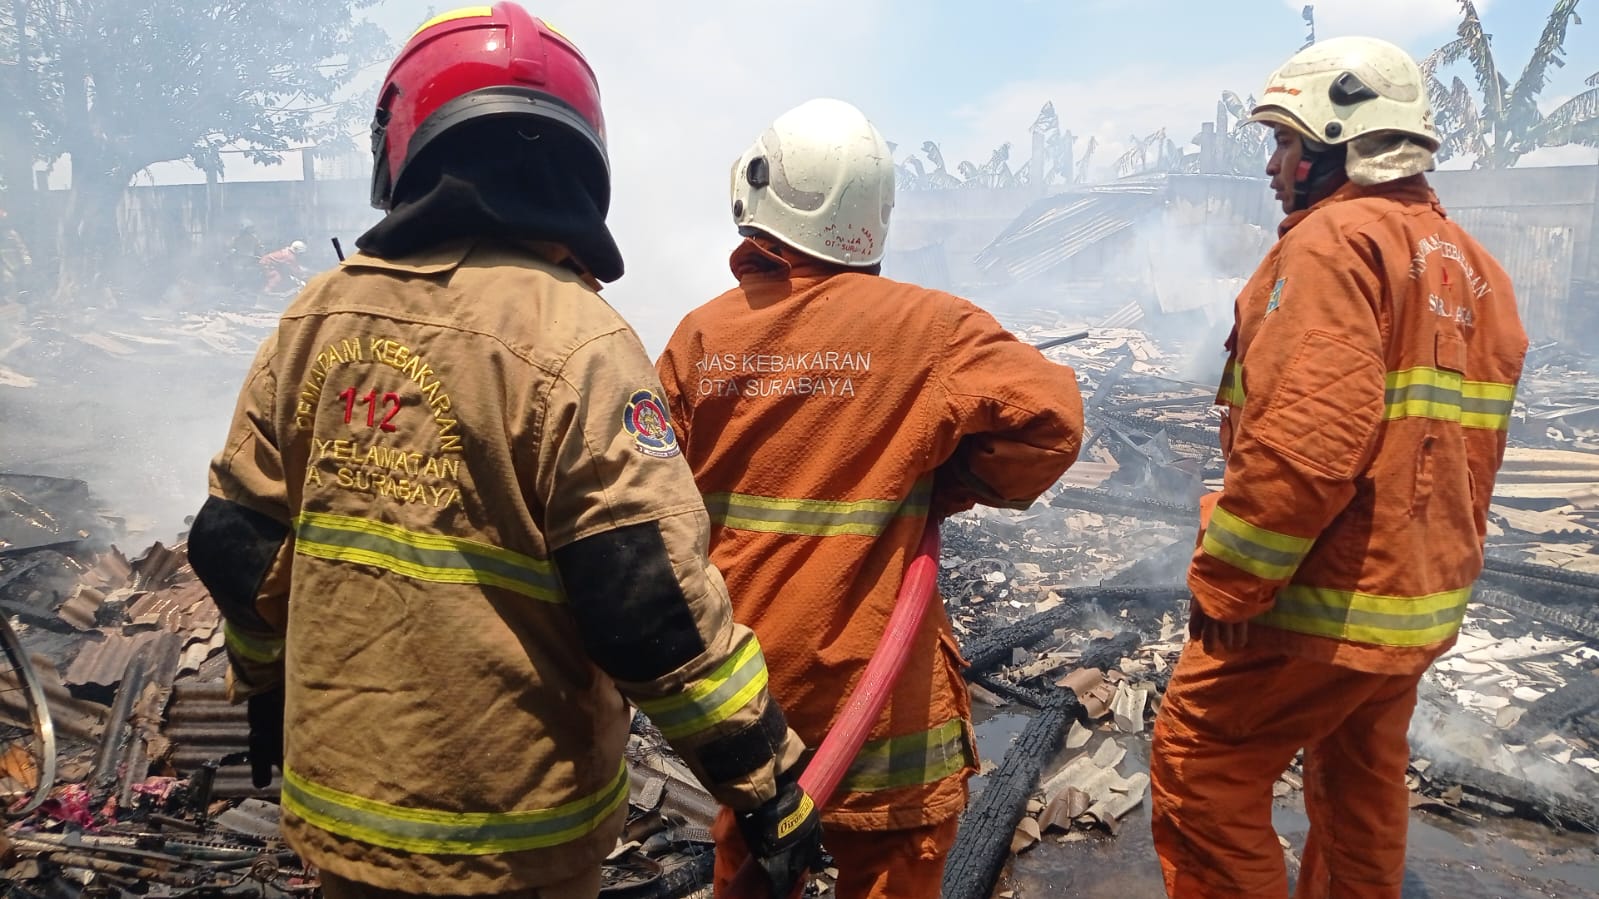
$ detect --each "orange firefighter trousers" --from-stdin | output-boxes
[711,807,959,899]
[1150,637,1424,899]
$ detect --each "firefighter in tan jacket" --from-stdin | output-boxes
[186,6,819,898]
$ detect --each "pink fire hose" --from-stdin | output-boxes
[726,520,943,898]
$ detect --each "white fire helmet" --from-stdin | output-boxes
[730,98,895,268]
[289,240,308,254]
[1245,36,1440,151]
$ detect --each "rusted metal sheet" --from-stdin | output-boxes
[127,581,218,635]
[63,629,176,689]
[1449,207,1576,343]
[2,653,108,742]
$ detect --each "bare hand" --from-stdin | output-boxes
[1190,605,1250,652]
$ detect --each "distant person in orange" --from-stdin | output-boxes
[656,98,1085,899]
[1149,37,1529,899]
[259,239,308,293]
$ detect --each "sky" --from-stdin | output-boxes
[149,0,1599,349]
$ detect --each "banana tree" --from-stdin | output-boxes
[1424,0,1599,167]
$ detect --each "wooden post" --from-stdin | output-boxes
[1198,122,1217,174]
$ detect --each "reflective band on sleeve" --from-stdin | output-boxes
[1258,584,1472,647]
[1384,367,1515,431]
[1200,506,1315,582]
[293,511,562,603]
[281,759,627,855]
[223,621,284,664]
[634,637,770,741]
[841,718,973,793]
[702,480,932,538]
[1217,359,1246,408]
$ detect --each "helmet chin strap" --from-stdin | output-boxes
[1290,137,1347,211]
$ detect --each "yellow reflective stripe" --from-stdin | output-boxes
[281,759,627,855]
[1384,367,1515,430]
[410,6,493,39]
[703,481,932,538]
[1218,359,1246,407]
[1201,506,1314,581]
[223,621,283,664]
[292,511,561,603]
[634,637,769,741]
[1258,584,1471,647]
[841,719,972,793]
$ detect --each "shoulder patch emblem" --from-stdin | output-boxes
[624,389,680,458]
[1265,278,1286,316]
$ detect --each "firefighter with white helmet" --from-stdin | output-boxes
[1243,35,1441,212]
[259,239,310,294]
[188,5,818,897]
[728,97,897,267]
[658,98,1084,899]
[1148,36,1527,899]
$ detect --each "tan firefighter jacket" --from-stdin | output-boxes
[204,239,803,893]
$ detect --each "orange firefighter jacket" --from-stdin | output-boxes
[205,239,803,892]
[1191,177,1528,675]
[657,238,1084,830]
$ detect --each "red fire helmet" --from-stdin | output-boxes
[368,3,609,210]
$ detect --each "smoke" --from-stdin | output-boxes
[1409,679,1599,806]
[1125,215,1267,387]
[0,184,383,544]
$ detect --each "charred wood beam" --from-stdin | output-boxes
[1078,354,1136,456]
[941,691,1074,899]
[1422,760,1599,833]
[1049,486,1193,524]
[1472,588,1599,644]
[1100,409,1219,449]
[1510,672,1599,747]
[969,672,1059,711]
[1481,554,1599,600]
[961,585,1188,673]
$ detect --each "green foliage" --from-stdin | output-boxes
[1424,0,1599,168]
[7,0,389,187]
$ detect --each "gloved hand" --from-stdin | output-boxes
[245,686,285,788]
[735,774,823,898]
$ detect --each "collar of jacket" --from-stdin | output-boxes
[727,236,850,298]
[1277,174,1443,238]
[341,238,601,290]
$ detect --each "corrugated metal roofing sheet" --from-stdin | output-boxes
[127,581,219,636]
[63,628,180,689]
[976,180,1166,283]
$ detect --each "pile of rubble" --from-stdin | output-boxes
[0,478,737,898]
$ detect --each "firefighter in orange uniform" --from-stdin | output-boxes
[656,98,1085,899]
[1149,37,1528,899]
[186,6,819,898]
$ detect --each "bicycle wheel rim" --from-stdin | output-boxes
[0,614,57,817]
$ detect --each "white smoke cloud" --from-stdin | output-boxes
[369,0,893,353]
[932,62,1270,188]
